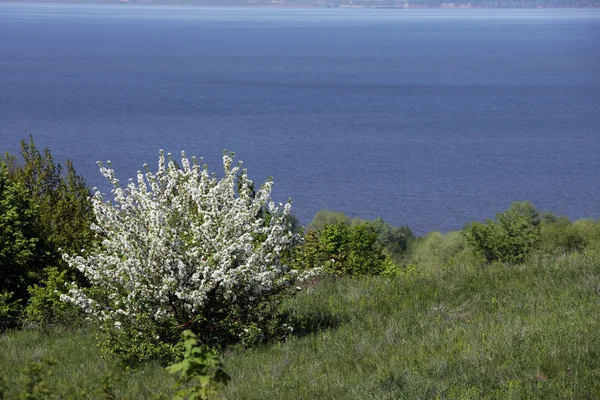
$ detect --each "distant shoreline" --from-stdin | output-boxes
[1,0,598,9]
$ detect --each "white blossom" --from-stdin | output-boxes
[62,150,313,333]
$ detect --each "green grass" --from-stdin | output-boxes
[0,325,176,399]
[2,250,600,399]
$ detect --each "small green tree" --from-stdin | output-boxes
[464,201,541,264]
[3,136,95,263]
[303,221,386,275]
[346,223,386,275]
[0,162,46,328]
[0,291,22,332]
[2,137,95,326]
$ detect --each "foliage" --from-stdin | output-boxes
[1,137,94,327]
[61,150,310,364]
[364,218,414,263]
[24,267,82,327]
[464,201,541,264]
[96,311,186,366]
[3,136,95,261]
[345,223,387,275]
[167,330,230,400]
[303,221,386,275]
[572,218,600,250]
[307,210,350,231]
[0,162,45,321]
[17,357,57,400]
[0,291,22,332]
[381,260,420,278]
[408,230,478,268]
[540,215,586,254]
[539,215,600,254]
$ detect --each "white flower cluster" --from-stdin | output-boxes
[61,150,307,329]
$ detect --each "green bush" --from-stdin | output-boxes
[364,218,414,264]
[97,312,185,367]
[540,216,587,254]
[572,218,600,250]
[464,201,541,264]
[0,162,46,328]
[24,267,82,327]
[303,221,386,275]
[0,291,23,332]
[3,136,95,261]
[1,137,95,327]
[408,230,478,268]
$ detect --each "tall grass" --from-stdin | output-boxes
[0,326,176,399]
[2,250,599,399]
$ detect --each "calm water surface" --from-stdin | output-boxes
[1,4,599,233]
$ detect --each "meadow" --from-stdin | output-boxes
[2,249,599,399]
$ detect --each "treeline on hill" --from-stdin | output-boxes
[1,137,600,397]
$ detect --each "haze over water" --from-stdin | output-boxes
[1,4,599,233]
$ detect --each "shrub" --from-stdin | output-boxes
[0,291,22,332]
[3,136,95,261]
[573,218,600,249]
[61,151,310,364]
[408,230,478,268]
[24,267,82,327]
[464,201,541,264]
[364,218,414,263]
[1,137,95,327]
[539,216,587,254]
[0,162,45,328]
[303,221,386,275]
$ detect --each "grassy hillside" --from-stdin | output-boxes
[2,249,599,399]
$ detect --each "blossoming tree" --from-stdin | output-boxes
[61,150,306,362]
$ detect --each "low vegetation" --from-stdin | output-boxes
[1,137,599,399]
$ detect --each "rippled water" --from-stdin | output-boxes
[1,4,599,233]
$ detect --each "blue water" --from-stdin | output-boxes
[1,4,599,233]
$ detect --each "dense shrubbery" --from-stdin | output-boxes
[312,221,386,275]
[0,137,95,330]
[461,201,600,265]
[3,137,95,262]
[301,211,415,276]
[0,163,43,329]
[464,201,541,264]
